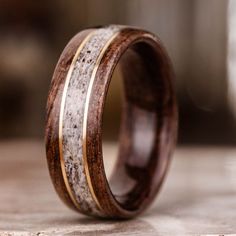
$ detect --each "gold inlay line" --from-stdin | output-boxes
[59,29,119,214]
[82,32,120,211]
[59,31,95,211]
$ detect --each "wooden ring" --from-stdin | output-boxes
[45,25,178,219]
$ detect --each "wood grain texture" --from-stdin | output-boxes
[86,28,177,218]
[45,28,93,213]
[45,25,177,218]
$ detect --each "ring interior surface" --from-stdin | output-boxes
[45,25,177,219]
[110,40,175,210]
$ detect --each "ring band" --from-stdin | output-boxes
[45,25,177,218]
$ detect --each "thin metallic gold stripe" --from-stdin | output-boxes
[83,31,120,212]
[59,31,95,211]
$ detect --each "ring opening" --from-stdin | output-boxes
[103,39,173,211]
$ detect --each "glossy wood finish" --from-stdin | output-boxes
[86,28,177,218]
[45,25,177,218]
[45,29,93,212]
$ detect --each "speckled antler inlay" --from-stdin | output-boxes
[46,25,177,218]
[60,26,121,216]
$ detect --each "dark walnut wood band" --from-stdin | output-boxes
[45,25,178,219]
